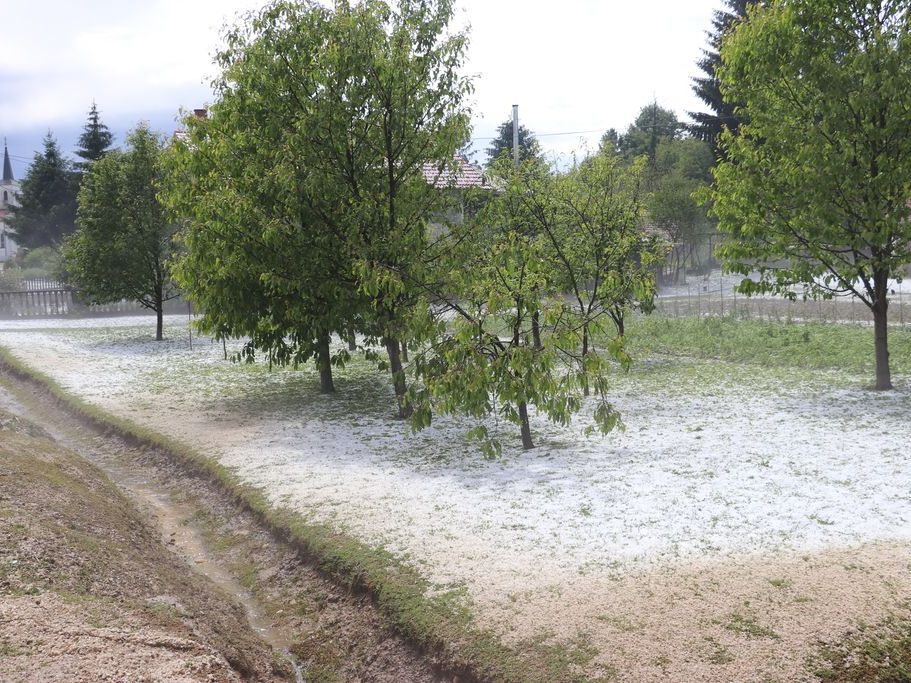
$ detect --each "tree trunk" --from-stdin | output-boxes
[348,338,357,352]
[872,276,892,390]
[155,285,164,341]
[400,340,409,364]
[518,401,534,450]
[582,324,590,397]
[531,310,542,349]
[609,308,625,338]
[384,336,411,418]
[318,333,335,394]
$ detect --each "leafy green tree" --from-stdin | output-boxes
[409,155,659,451]
[689,1,758,155]
[322,0,471,417]
[710,0,911,390]
[482,118,546,345]
[619,103,681,164]
[485,118,542,167]
[165,13,362,394]
[553,154,666,341]
[9,133,77,248]
[75,101,114,170]
[63,125,178,340]
[165,0,471,409]
[647,137,714,281]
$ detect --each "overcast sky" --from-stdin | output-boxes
[2,0,724,177]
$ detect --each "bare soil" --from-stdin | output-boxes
[0,408,281,682]
[0,374,446,683]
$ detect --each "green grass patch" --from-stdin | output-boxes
[723,613,779,640]
[814,617,911,681]
[626,314,911,377]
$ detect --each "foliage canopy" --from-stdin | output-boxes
[64,125,178,340]
[710,0,911,389]
[165,0,472,403]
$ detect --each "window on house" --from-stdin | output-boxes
[2,191,7,202]
[1,231,5,249]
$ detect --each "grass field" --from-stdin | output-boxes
[627,314,911,376]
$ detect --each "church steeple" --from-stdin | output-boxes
[2,140,12,183]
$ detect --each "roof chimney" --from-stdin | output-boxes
[2,140,13,183]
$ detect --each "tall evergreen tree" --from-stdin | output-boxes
[599,128,620,155]
[689,1,756,155]
[75,102,114,169]
[9,133,78,248]
[485,118,542,167]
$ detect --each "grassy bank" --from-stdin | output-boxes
[627,315,911,377]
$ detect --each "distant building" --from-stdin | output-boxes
[0,142,20,263]
[422,154,489,229]
[421,154,487,192]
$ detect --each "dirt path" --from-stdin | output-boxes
[0,372,446,683]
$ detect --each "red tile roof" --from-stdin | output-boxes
[422,154,487,189]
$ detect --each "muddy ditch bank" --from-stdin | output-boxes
[0,370,450,682]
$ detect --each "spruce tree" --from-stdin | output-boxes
[75,101,114,169]
[485,118,542,167]
[688,1,757,156]
[9,133,78,248]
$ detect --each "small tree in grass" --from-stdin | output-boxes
[710,0,911,390]
[551,153,665,345]
[63,125,178,340]
[408,155,658,451]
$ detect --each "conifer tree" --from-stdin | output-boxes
[75,101,114,169]
[485,119,542,167]
[689,1,757,156]
[9,133,78,248]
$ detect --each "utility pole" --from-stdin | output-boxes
[512,104,520,167]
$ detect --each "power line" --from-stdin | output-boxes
[535,128,605,138]
[470,126,605,143]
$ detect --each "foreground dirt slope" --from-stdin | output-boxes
[0,372,447,683]
[0,409,284,683]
